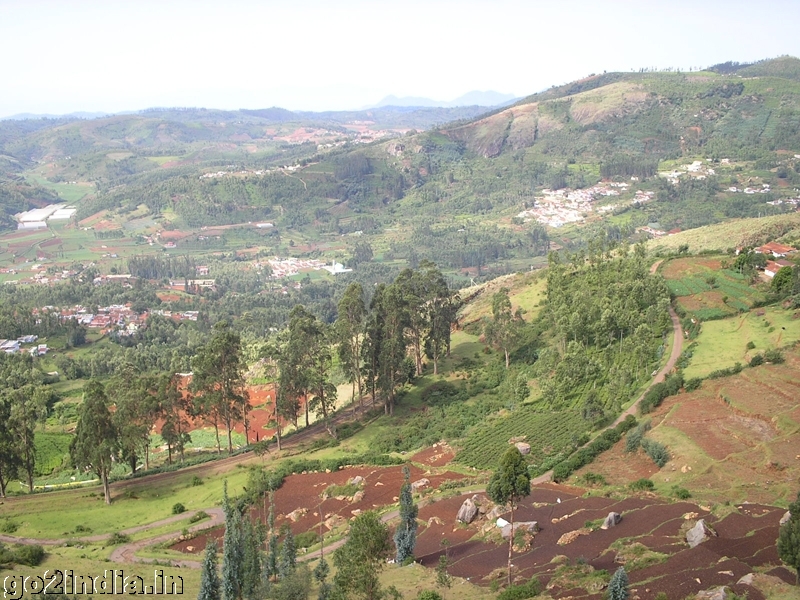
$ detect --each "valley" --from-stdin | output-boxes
[1,57,800,600]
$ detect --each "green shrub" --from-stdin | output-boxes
[684,377,703,392]
[12,544,45,566]
[629,478,655,491]
[672,486,691,499]
[172,503,186,515]
[0,519,18,534]
[417,591,443,600]
[108,532,131,545]
[191,475,203,487]
[764,348,784,364]
[496,576,541,600]
[746,341,755,350]
[749,353,764,367]
[294,530,320,549]
[323,483,360,498]
[188,511,210,524]
[641,439,670,467]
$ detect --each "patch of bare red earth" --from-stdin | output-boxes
[411,486,787,599]
[410,444,455,467]
[172,465,463,555]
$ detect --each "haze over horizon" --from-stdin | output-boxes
[2,0,800,119]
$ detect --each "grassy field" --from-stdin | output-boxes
[648,213,800,253]
[661,256,766,318]
[25,174,94,203]
[683,306,800,378]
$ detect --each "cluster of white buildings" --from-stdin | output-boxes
[15,204,77,230]
[0,336,47,356]
[199,164,301,180]
[515,183,627,228]
[659,160,716,184]
[259,257,352,278]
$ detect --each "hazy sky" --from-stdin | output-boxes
[2,0,800,117]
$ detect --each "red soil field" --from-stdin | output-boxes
[410,444,455,467]
[169,469,788,599]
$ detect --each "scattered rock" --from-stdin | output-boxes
[699,505,711,512]
[717,570,734,576]
[427,516,444,527]
[780,511,791,526]
[457,498,479,524]
[287,507,308,522]
[500,521,539,540]
[684,512,699,520]
[186,546,194,552]
[374,481,384,487]
[352,491,365,503]
[695,586,728,600]
[324,514,346,530]
[515,442,531,455]
[349,476,365,486]
[325,469,331,473]
[557,528,590,545]
[601,512,622,530]
[411,478,430,492]
[686,519,717,548]
[351,509,362,516]
[485,504,508,521]
[736,573,754,586]
[509,435,527,444]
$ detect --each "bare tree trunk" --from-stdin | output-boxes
[102,470,111,505]
[507,503,514,587]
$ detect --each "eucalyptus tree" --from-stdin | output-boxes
[70,380,119,504]
[191,321,250,454]
[335,282,367,408]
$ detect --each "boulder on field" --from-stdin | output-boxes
[736,573,754,586]
[287,507,308,522]
[486,504,508,521]
[352,490,365,503]
[780,511,791,526]
[601,512,622,530]
[686,519,717,548]
[695,586,729,600]
[411,478,430,492]
[456,497,478,524]
[349,475,365,486]
[324,514,346,530]
[515,442,531,455]
[500,521,539,540]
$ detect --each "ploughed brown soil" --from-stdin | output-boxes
[172,464,464,554]
[171,466,788,599]
[414,485,787,599]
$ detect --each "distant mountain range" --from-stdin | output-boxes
[0,91,516,122]
[370,90,518,108]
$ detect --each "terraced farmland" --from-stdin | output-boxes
[455,408,586,470]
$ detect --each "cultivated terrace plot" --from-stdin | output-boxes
[572,351,800,507]
[412,484,792,600]
[661,256,765,320]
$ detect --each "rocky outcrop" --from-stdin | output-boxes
[601,512,622,530]
[456,498,478,524]
[780,510,791,526]
[348,476,364,486]
[500,521,539,540]
[695,586,729,600]
[411,478,429,492]
[686,519,717,548]
[515,442,531,455]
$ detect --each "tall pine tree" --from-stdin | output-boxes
[608,566,629,600]
[221,482,244,600]
[394,466,418,563]
[198,540,221,600]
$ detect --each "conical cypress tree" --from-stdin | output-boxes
[264,492,278,581]
[221,482,244,600]
[278,528,297,579]
[394,466,418,563]
[608,566,629,600]
[241,518,265,600]
[198,540,221,600]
